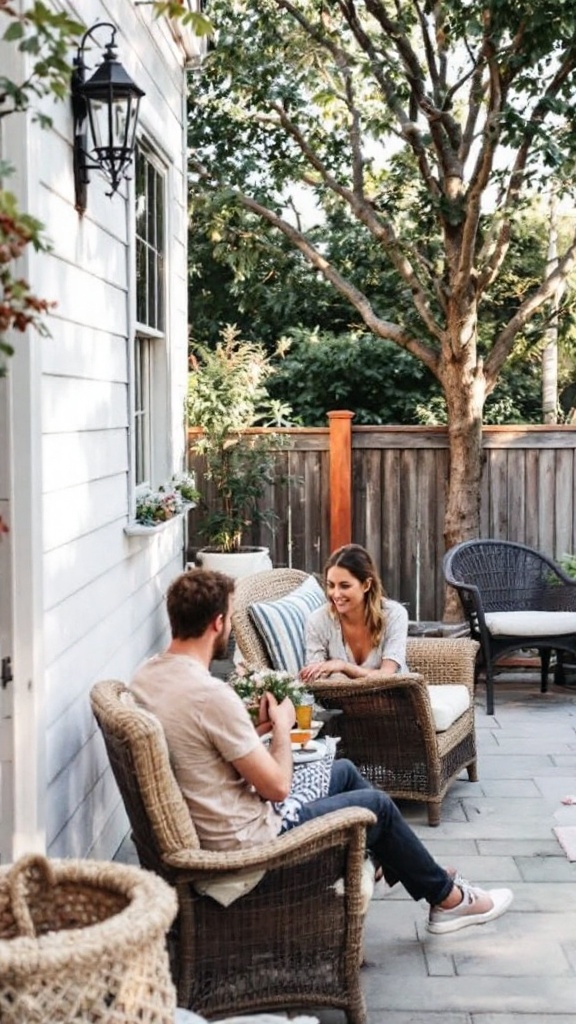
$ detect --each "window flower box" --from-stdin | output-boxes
[124,473,199,536]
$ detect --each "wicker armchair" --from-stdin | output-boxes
[444,539,576,714]
[232,571,479,826]
[90,679,375,1024]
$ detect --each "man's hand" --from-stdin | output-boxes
[233,691,294,802]
[255,693,273,736]
[264,691,295,733]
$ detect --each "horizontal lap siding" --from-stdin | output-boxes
[188,426,576,621]
[38,3,191,860]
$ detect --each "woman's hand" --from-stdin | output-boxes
[300,659,350,682]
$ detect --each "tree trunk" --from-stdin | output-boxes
[441,356,487,621]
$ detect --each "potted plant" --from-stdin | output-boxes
[187,325,291,578]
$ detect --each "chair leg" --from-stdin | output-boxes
[485,662,495,716]
[541,649,551,693]
[467,760,478,783]
[427,801,441,827]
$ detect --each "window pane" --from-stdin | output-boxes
[148,245,157,330]
[135,151,147,238]
[135,146,165,332]
[134,336,151,485]
[136,238,146,325]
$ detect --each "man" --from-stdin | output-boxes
[131,569,513,935]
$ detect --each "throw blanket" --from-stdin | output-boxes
[193,738,338,905]
[275,737,338,831]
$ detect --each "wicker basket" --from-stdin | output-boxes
[0,853,178,1023]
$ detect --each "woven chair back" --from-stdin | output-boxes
[444,539,561,613]
[90,680,200,878]
[232,568,310,667]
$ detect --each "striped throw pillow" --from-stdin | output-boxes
[248,576,326,674]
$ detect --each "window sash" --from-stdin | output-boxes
[135,146,165,332]
[134,335,152,486]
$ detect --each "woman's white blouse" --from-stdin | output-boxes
[304,599,409,673]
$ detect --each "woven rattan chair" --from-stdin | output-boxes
[90,679,374,1024]
[232,571,479,826]
[444,539,576,714]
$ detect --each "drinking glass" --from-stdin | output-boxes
[295,693,314,729]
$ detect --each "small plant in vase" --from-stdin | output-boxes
[228,668,307,722]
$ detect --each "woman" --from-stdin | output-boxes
[300,543,408,682]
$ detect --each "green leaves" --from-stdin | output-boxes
[0,2,83,374]
[152,3,213,36]
[266,328,442,426]
[0,3,85,120]
[188,325,292,550]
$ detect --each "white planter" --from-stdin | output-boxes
[196,547,272,579]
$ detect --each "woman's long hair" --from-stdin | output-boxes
[324,544,386,646]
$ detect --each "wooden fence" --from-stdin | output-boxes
[187,423,576,621]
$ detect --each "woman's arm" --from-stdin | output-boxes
[381,602,409,672]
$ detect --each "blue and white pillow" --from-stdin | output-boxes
[248,575,325,674]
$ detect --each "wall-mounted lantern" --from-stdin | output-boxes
[71,22,145,214]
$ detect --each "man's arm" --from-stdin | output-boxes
[232,693,294,802]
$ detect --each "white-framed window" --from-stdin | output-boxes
[133,142,168,487]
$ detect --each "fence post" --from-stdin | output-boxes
[328,411,354,551]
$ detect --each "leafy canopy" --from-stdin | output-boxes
[188,0,576,393]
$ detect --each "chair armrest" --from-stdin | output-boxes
[445,576,488,631]
[162,806,376,874]
[406,637,479,688]
[310,671,426,695]
[309,673,436,719]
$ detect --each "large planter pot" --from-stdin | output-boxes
[196,546,272,580]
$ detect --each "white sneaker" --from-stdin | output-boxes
[427,881,514,934]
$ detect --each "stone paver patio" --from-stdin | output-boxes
[357,671,576,1024]
[116,671,576,1023]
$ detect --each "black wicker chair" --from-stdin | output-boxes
[443,539,576,714]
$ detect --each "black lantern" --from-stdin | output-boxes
[71,22,145,214]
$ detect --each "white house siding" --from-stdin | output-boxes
[1,1,198,861]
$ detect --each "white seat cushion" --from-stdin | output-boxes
[484,610,576,637]
[427,684,471,732]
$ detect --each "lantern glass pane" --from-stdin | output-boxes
[87,97,107,152]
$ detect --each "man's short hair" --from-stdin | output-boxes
[166,569,235,639]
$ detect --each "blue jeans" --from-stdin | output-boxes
[285,759,452,905]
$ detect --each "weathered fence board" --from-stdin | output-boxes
[188,425,576,620]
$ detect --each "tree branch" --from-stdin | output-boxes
[189,155,441,374]
[337,0,441,197]
[485,232,576,382]
[478,37,576,293]
[261,103,444,342]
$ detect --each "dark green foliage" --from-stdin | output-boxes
[266,328,544,426]
[267,329,440,425]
